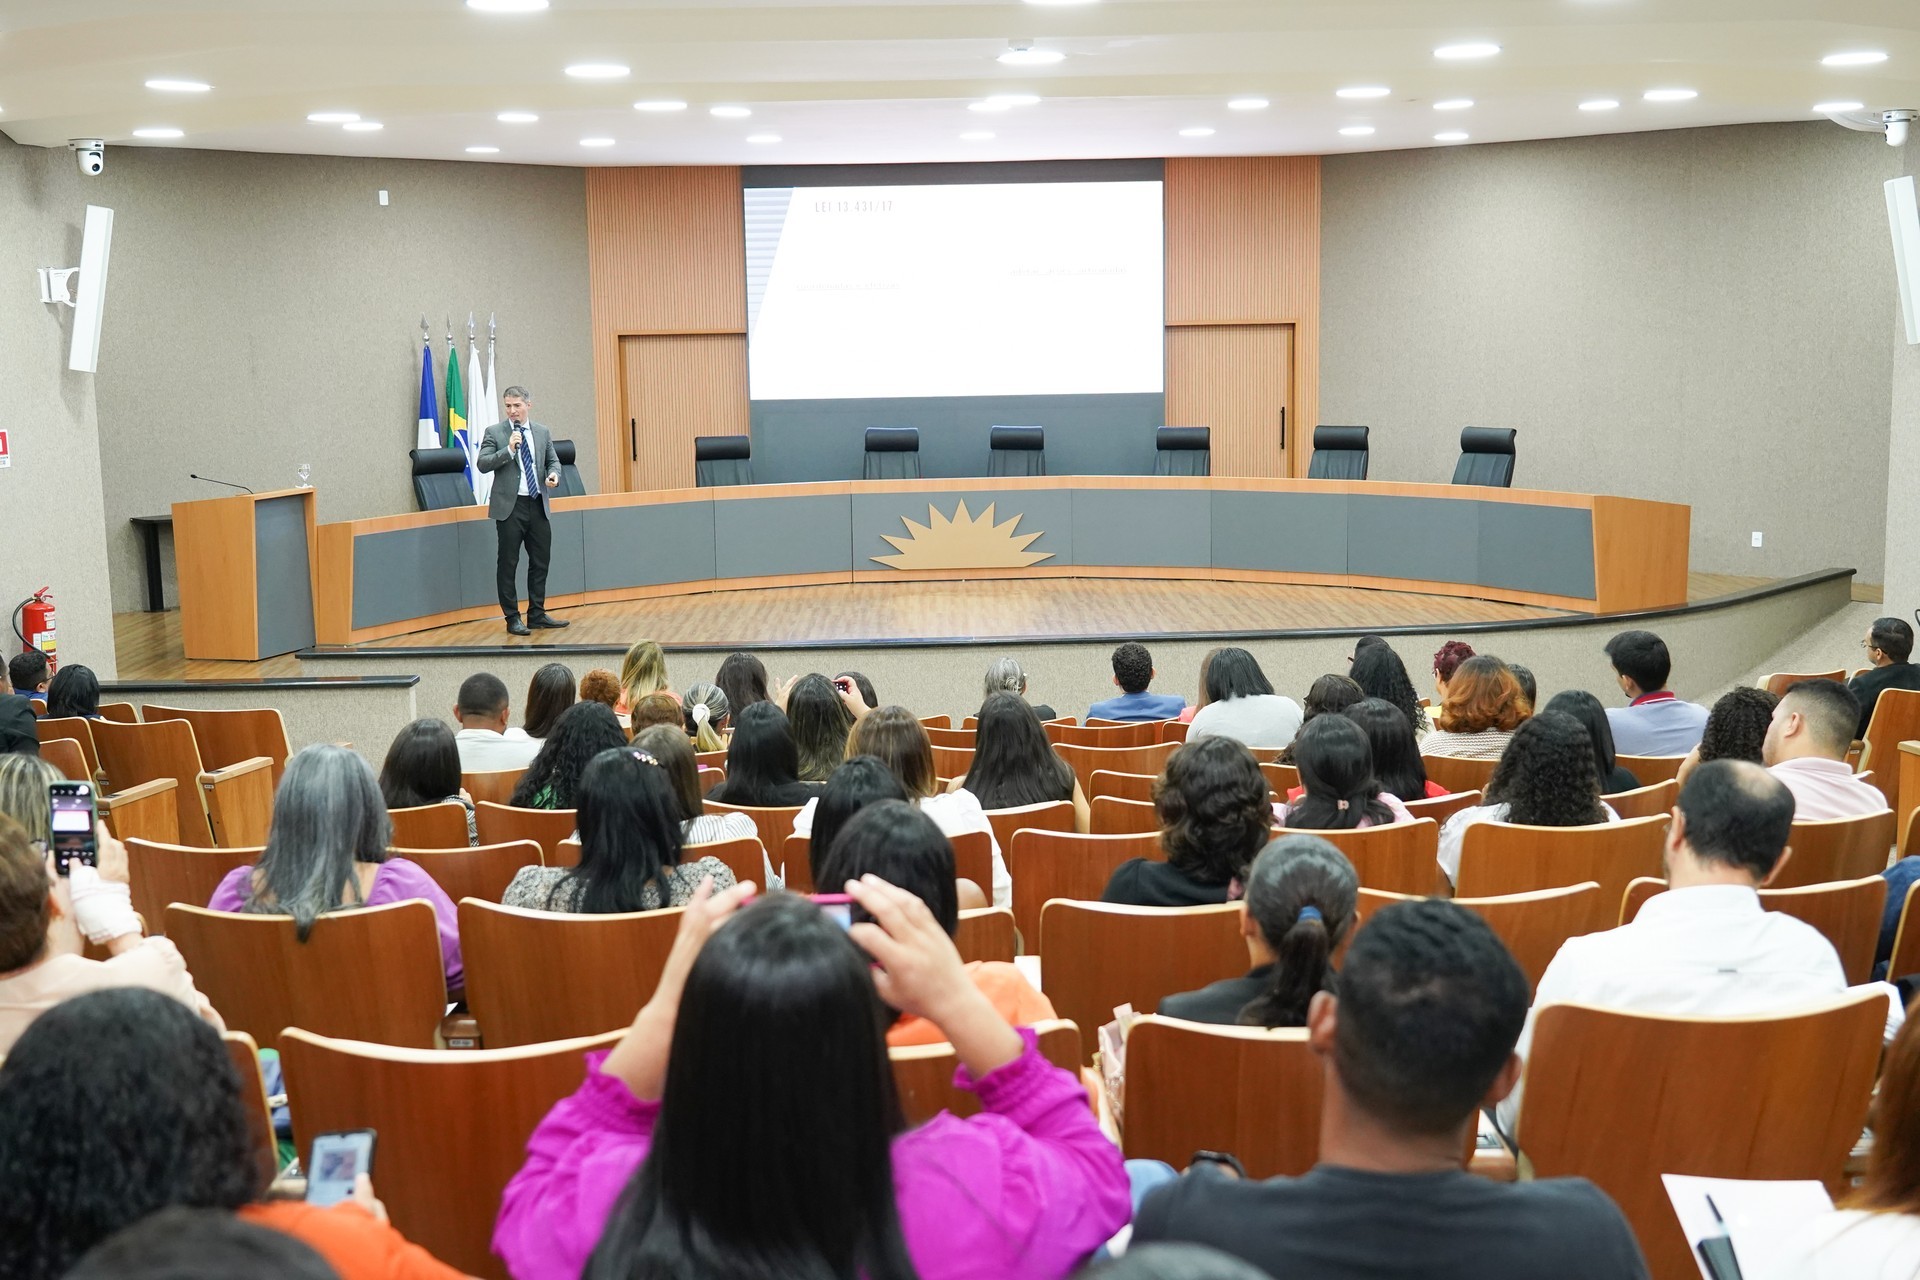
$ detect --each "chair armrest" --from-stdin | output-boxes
[102,777,179,806]
[199,758,276,847]
[203,756,274,784]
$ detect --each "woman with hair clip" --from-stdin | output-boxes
[981,656,1057,722]
[1159,835,1359,1027]
[631,725,756,848]
[1348,636,1428,737]
[1436,709,1619,886]
[377,718,477,844]
[682,681,730,754]
[510,701,630,810]
[953,691,1090,833]
[1274,714,1412,831]
[522,662,576,741]
[705,702,824,808]
[494,879,1130,1280]
[1274,674,1365,766]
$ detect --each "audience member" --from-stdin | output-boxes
[1674,685,1778,788]
[682,680,729,752]
[1542,689,1640,795]
[819,801,1054,1046]
[983,656,1057,721]
[617,639,677,717]
[632,724,756,846]
[0,686,35,755]
[494,883,1129,1280]
[1103,737,1269,907]
[209,745,463,990]
[1275,674,1364,765]
[8,649,50,707]
[785,672,860,782]
[1348,636,1428,736]
[522,662,576,740]
[0,753,57,845]
[1431,639,1476,699]
[377,718,475,843]
[502,746,735,913]
[1177,647,1224,725]
[0,988,463,1280]
[1159,835,1358,1027]
[578,667,622,710]
[1187,648,1304,750]
[704,702,823,807]
[1340,699,1441,802]
[1602,629,1709,755]
[452,672,540,772]
[43,663,101,719]
[807,756,911,886]
[1499,760,1901,1134]
[955,691,1089,831]
[1508,663,1537,710]
[66,1208,342,1280]
[1437,711,1619,885]
[1276,715,1413,831]
[1088,641,1187,722]
[837,670,880,709]
[627,692,685,734]
[1763,679,1887,819]
[1134,898,1648,1279]
[510,701,630,810]
[1422,655,1530,760]
[714,651,772,716]
[1850,615,1920,738]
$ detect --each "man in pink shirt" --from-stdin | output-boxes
[1762,679,1887,821]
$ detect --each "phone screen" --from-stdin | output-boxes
[48,783,97,877]
[306,1129,377,1207]
[811,894,853,931]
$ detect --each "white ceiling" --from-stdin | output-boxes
[0,0,1917,168]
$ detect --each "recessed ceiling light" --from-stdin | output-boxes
[1434,98,1474,111]
[710,105,752,118]
[1579,98,1620,111]
[132,127,184,139]
[1814,101,1866,114]
[307,111,360,123]
[465,145,500,153]
[998,44,1065,66]
[579,136,615,147]
[747,133,782,144]
[1180,127,1216,137]
[634,99,687,112]
[1227,97,1269,111]
[1435,131,1469,142]
[342,121,384,131]
[961,131,995,140]
[1823,51,1888,67]
[497,111,539,123]
[1337,86,1391,99]
[565,63,630,80]
[466,0,549,10]
[1643,88,1698,102]
[1340,125,1376,136]
[145,79,210,93]
[1434,42,1501,60]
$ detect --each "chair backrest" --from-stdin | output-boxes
[1259,761,1300,796]
[1047,720,1160,749]
[125,838,262,937]
[99,778,182,846]
[1520,992,1885,1280]
[1307,819,1445,896]
[1089,769,1157,803]
[1604,778,1678,820]
[682,835,768,890]
[1765,669,1848,698]
[387,802,472,850]
[1008,828,1165,951]
[1358,882,1601,996]
[165,901,447,1048]
[693,434,753,487]
[551,438,588,496]
[925,726,977,748]
[930,744,975,779]
[1621,874,1887,984]
[863,426,921,480]
[1122,1015,1323,1178]
[222,1030,280,1187]
[280,1026,622,1279]
[410,446,478,510]
[1450,425,1515,487]
[954,906,1017,963]
[780,833,816,894]
[987,425,1046,478]
[1616,753,1688,787]
[458,898,682,1047]
[93,717,214,846]
[1772,810,1897,889]
[1054,740,1179,797]
[694,748,729,772]
[702,800,804,875]
[394,840,542,906]
[1401,788,1482,825]
[1418,753,1498,794]
[461,768,525,807]
[1039,901,1246,1062]
[1305,424,1370,481]
[1454,814,1670,932]
[474,801,576,862]
[1152,426,1210,476]
[891,1020,1080,1126]
[36,716,100,778]
[1091,795,1161,836]
[142,704,293,786]
[1862,688,1920,816]
[39,735,90,782]
[97,702,139,723]
[696,765,724,795]
[918,714,953,730]
[983,799,1077,859]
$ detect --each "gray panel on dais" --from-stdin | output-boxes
[1070,489,1211,567]
[1346,496,1483,587]
[583,502,717,591]
[353,525,462,628]
[1211,491,1348,574]
[714,495,854,577]
[456,513,587,610]
[1478,504,1595,598]
[253,496,316,655]
[853,489,1072,569]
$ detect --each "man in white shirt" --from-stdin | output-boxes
[452,672,540,773]
[1762,677,1887,821]
[1498,760,1902,1135]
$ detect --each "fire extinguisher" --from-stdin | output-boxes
[12,589,56,673]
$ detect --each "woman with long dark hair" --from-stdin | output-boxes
[714,652,771,718]
[956,691,1089,831]
[377,719,475,844]
[495,881,1129,1280]
[1186,647,1304,751]
[1103,736,1272,907]
[1436,710,1618,885]
[1348,636,1427,736]
[704,702,824,808]
[1340,698,1442,801]
[43,664,101,719]
[510,701,630,810]
[1159,835,1358,1027]
[1275,714,1411,831]
[1543,689,1640,795]
[522,662,577,740]
[808,756,910,886]
[631,725,756,847]
[1274,674,1365,765]
[785,673,859,782]
[503,747,735,914]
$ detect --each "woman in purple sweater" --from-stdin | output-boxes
[495,877,1129,1280]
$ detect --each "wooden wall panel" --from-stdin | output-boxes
[619,334,750,491]
[1164,156,1320,477]
[1165,326,1293,477]
[586,168,747,493]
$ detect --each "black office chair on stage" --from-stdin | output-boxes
[694,436,754,487]
[1451,427,1517,488]
[988,426,1046,477]
[410,447,477,511]
[864,428,922,480]
[1152,427,1211,477]
[552,439,589,497]
[1307,425,1370,480]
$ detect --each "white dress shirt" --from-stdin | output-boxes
[1768,756,1890,821]
[1436,801,1620,886]
[454,725,541,773]
[1499,884,1904,1133]
[793,789,1010,908]
[1766,1209,1920,1280]
[1188,694,1304,751]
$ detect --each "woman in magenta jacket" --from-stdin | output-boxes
[494,876,1129,1280]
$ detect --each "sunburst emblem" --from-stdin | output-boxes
[872,501,1055,570]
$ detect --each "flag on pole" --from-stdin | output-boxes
[446,336,473,491]
[415,336,440,449]
[468,331,493,505]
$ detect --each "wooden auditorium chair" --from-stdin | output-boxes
[143,703,294,786]
[461,768,526,807]
[97,702,139,723]
[953,907,1017,963]
[1453,814,1669,932]
[1603,779,1678,821]
[1419,754,1498,795]
[1357,883,1602,995]
[1053,741,1179,798]
[930,744,975,779]
[223,1030,281,1187]
[474,801,576,863]
[1309,820,1445,897]
[1615,753,1689,788]
[1090,795,1160,836]
[1046,721,1160,749]
[1121,1016,1322,1179]
[36,715,103,780]
[458,898,680,1047]
[702,799,804,867]
[1259,761,1300,796]
[124,838,261,937]
[682,835,770,890]
[981,799,1076,857]
[1402,788,1482,826]
[1037,901,1245,1062]
[386,802,472,850]
[1008,828,1164,950]
[37,735,91,783]
[395,839,542,906]
[1088,770,1156,803]
[92,716,274,848]
[98,778,183,846]
[1620,875,1886,983]
[925,726,977,749]
[1886,879,1920,982]
[891,1021,1081,1127]
[1764,669,1846,698]
[1768,811,1897,888]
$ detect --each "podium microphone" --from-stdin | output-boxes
[189,473,256,495]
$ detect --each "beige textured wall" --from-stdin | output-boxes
[1884,152,1920,619]
[0,138,118,677]
[88,148,593,614]
[1322,122,1902,582]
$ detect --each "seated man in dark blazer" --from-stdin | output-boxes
[1848,615,1920,738]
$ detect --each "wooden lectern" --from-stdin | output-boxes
[173,488,319,661]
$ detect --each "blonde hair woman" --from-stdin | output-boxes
[618,640,678,721]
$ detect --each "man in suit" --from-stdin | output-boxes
[479,385,570,635]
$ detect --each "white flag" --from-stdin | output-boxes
[468,335,494,505]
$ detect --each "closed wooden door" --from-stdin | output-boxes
[1164,323,1293,477]
[618,333,749,491]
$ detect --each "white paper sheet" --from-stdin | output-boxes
[1662,1174,1834,1280]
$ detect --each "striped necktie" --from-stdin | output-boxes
[518,426,539,495]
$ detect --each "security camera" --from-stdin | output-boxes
[69,139,104,176]
[1886,111,1917,148]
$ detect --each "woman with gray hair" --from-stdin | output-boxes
[683,681,729,754]
[206,744,463,991]
[980,656,1056,722]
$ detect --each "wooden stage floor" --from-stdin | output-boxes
[113,573,1770,682]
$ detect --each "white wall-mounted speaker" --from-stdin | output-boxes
[68,204,114,373]
[1890,176,1920,347]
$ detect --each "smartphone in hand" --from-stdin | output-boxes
[811,894,854,931]
[305,1129,377,1207]
[48,782,97,877]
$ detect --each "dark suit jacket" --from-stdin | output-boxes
[1849,663,1920,737]
[479,420,562,521]
[1158,965,1274,1025]
[0,696,39,756]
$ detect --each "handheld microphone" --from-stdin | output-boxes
[188,473,256,495]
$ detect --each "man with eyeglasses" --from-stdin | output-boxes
[1847,616,1920,739]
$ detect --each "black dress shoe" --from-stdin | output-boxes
[506,618,531,636]
[529,613,570,629]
